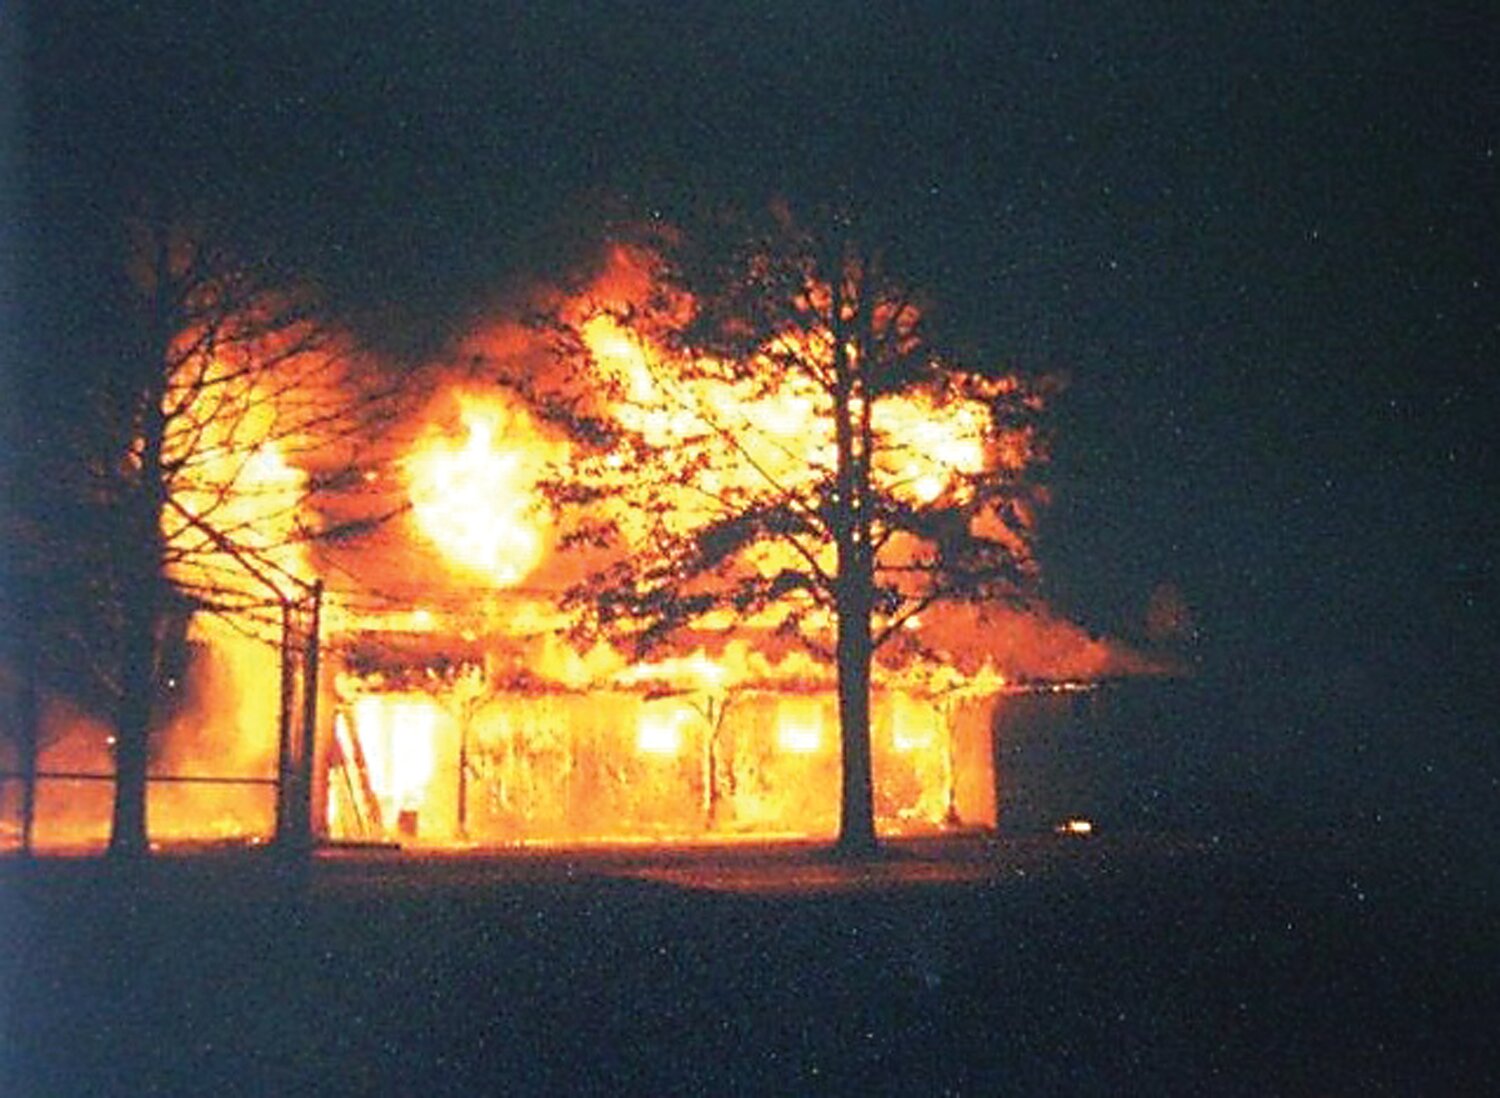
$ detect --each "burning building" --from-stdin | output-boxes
[2,237,1167,852]
[325,631,1001,846]
[314,377,1007,847]
[305,240,1161,848]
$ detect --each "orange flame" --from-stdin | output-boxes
[405,393,559,586]
[575,311,1019,548]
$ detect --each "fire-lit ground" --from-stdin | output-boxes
[3,833,1495,1096]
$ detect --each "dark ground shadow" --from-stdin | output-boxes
[2,832,1496,1096]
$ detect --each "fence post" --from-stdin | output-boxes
[274,597,297,849]
[294,580,323,851]
[19,627,39,855]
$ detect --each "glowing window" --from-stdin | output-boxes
[776,697,823,754]
[350,694,439,814]
[636,706,688,756]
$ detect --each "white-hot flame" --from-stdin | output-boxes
[406,395,557,586]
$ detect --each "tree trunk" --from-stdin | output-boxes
[109,305,171,859]
[108,578,156,857]
[110,508,164,857]
[835,584,877,856]
[830,252,878,857]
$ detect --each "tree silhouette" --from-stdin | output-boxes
[32,202,398,856]
[537,206,1047,855]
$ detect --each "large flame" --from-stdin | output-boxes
[161,344,312,603]
[310,271,1040,844]
[310,250,1107,847]
[575,311,1025,551]
[405,393,558,586]
[350,694,439,819]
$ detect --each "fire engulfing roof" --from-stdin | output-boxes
[331,591,1176,700]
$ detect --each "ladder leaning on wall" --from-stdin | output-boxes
[329,712,383,839]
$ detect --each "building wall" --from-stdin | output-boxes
[991,679,1207,833]
[330,687,997,845]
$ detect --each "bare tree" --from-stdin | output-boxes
[76,203,397,856]
[534,206,1048,856]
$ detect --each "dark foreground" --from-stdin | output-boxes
[2,833,1496,1096]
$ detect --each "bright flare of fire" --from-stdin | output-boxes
[636,705,691,756]
[406,395,556,586]
[775,697,824,754]
[323,671,998,846]
[351,694,439,819]
[165,438,306,574]
[577,315,1010,533]
[873,391,991,504]
[891,699,939,753]
[161,345,312,599]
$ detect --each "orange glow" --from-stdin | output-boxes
[350,694,440,821]
[872,391,990,504]
[775,697,824,754]
[308,255,1048,844]
[573,308,1020,567]
[406,393,557,586]
[135,339,317,848]
[891,708,938,753]
[636,705,691,756]
[617,652,728,692]
[161,348,310,600]
[316,674,997,846]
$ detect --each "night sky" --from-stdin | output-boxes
[8,3,1497,825]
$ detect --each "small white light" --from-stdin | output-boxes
[777,723,820,754]
[636,709,686,756]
